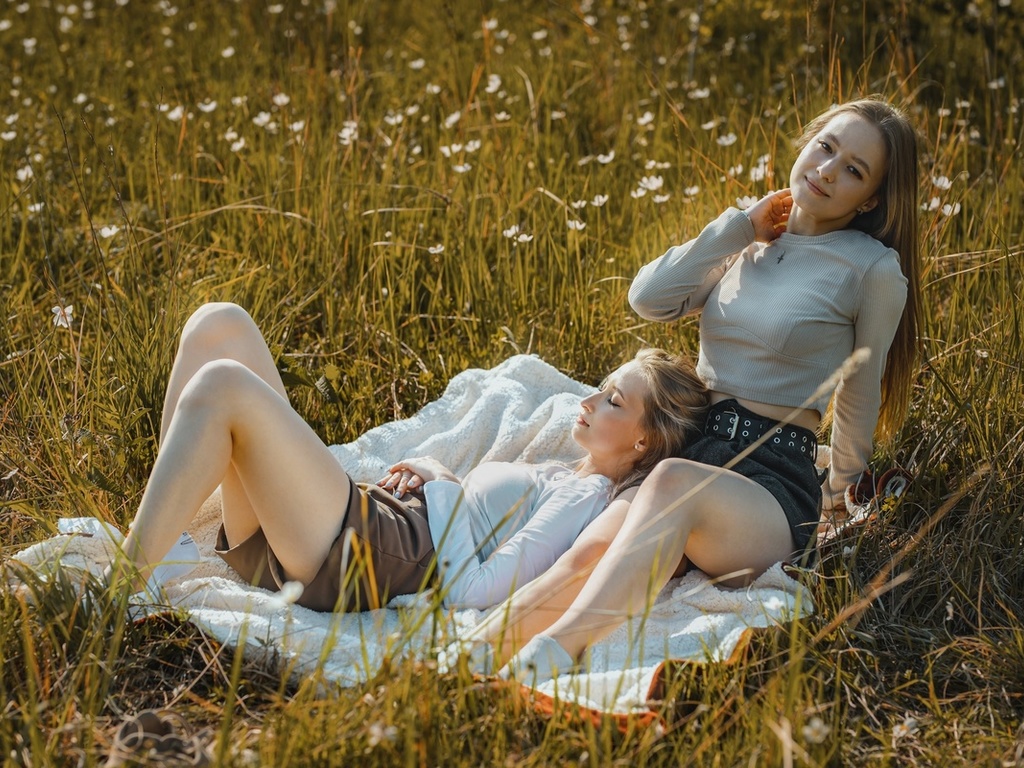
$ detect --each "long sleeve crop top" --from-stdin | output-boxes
[628,207,907,509]
[422,463,613,609]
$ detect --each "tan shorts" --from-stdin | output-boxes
[214,478,436,612]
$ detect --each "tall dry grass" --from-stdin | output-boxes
[2,0,1023,764]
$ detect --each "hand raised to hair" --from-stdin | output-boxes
[378,456,459,498]
[744,189,793,242]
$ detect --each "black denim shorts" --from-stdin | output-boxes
[682,401,822,560]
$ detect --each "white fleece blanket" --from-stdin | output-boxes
[8,355,813,717]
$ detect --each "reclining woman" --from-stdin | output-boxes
[108,302,709,612]
[469,97,922,679]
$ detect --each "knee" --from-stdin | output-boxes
[177,359,260,414]
[643,457,707,496]
[180,302,257,351]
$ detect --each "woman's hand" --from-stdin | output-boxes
[744,189,792,242]
[377,456,459,498]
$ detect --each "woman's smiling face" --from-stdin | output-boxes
[787,112,888,236]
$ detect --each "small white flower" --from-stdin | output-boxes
[289,120,305,133]
[485,74,501,94]
[590,194,609,207]
[166,105,185,121]
[516,233,533,243]
[253,111,272,127]
[483,17,498,30]
[688,87,710,99]
[801,717,830,744]
[425,83,441,95]
[428,244,444,254]
[338,121,358,146]
[923,196,941,211]
[230,137,246,152]
[272,93,290,107]
[408,58,425,70]
[653,194,671,204]
[465,139,482,153]
[637,111,654,126]
[221,46,235,58]
[16,165,33,182]
[716,132,738,146]
[51,304,74,328]
[728,163,744,177]
[941,202,961,217]
[955,99,971,110]
[931,175,952,190]
[452,163,472,173]
[99,225,120,238]
[443,110,462,129]
[197,99,218,113]
[570,200,587,209]
[1,131,15,141]
[502,224,521,239]
[683,186,700,197]
[494,111,510,122]
[28,202,45,213]
[267,4,284,13]
[892,716,918,741]
[532,29,548,40]
[987,77,1005,90]
[366,722,399,748]
[550,110,565,120]
[567,220,586,231]
[638,175,663,191]
[223,127,239,142]
[231,95,247,107]
[630,188,647,199]
[597,150,615,164]
[735,195,758,210]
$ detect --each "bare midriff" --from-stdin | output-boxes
[709,391,821,433]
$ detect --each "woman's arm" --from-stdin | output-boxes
[823,254,908,510]
[468,491,636,663]
[430,475,619,610]
[628,208,756,321]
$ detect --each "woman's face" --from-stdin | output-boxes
[572,362,648,465]
[788,112,887,236]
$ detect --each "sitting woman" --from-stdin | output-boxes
[469,97,922,679]
[108,302,709,612]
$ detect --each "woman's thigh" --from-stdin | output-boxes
[631,458,795,586]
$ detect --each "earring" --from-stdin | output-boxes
[634,443,642,451]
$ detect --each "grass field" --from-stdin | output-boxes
[2,0,1023,764]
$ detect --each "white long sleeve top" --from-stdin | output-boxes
[628,207,907,509]
[423,462,613,609]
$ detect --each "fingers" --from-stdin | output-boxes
[376,468,423,498]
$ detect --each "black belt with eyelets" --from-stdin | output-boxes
[705,399,817,460]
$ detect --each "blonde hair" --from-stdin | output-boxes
[796,97,921,437]
[614,348,709,495]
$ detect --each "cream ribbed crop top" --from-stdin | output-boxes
[628,207,907,508]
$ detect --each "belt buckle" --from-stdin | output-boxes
[723,408,740,440]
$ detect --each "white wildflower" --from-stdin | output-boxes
[52,304,74,328]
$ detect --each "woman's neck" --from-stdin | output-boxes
[575,454,630,483]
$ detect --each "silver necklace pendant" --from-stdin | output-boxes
[776,250,785,264]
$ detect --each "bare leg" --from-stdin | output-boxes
[160,302,288,544]
[542,458,795,660]
[120,360,352,587]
